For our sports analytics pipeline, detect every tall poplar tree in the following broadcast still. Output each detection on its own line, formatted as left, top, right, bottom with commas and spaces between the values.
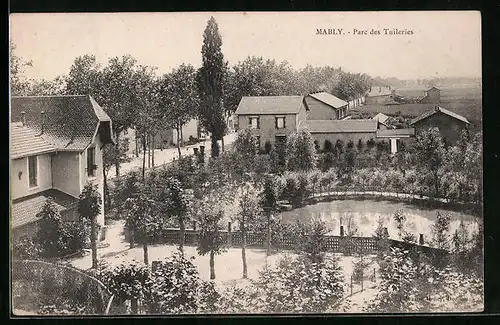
196, 16, 227, 158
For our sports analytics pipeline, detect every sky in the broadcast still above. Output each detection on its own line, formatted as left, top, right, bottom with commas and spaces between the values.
10, 11, 481, 81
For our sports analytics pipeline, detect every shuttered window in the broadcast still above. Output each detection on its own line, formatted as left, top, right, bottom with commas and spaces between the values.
28, 156, 38, 187
87, 147, 96, 177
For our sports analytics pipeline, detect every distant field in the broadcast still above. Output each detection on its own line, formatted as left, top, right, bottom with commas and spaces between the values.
354, 86, 482, 129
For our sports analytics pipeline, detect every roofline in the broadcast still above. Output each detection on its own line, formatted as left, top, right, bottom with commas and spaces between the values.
235, 112, 299, 116
11, 148, 58, 160
308, 130, 377, 134
308, 93, 348, 109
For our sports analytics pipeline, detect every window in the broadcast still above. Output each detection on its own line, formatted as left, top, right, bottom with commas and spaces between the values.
249, 117, 260, 129
28, 156, 38, 187
255, 135, 261, 148
87, 147, 96, 177
275, 116, 286, 129
275, 135, 287, 145
337, 109, 342, 120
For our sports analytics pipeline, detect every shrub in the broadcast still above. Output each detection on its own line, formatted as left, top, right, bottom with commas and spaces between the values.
249, 255, 345, 313
366, 138, 376, 150
12, 237, 42, 260
264, 141, 272, 154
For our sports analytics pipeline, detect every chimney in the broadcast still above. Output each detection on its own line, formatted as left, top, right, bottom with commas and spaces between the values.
21, 111, 26, 126
40, 111, 45, 134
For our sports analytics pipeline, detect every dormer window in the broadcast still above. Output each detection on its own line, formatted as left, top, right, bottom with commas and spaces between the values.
249, 116, 260, 129
275, 116, 286, 129
87, 147, 97, 177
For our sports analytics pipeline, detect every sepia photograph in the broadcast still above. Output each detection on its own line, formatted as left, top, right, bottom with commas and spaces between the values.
9, 11, 483, 315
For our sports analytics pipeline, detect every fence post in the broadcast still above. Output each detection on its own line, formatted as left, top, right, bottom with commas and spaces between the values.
361, 268, 364, 291
419, 233, 424, 245
340, 225, 345, 237
350, 275, 353, 295
227, 222, 232, 247
373, 268, 376, 282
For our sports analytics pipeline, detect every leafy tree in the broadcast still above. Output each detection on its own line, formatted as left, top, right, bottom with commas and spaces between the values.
36, 198, 65, 257
99, 263, 150, 314
103, 141, 131, 212
124, 185, 160, 265
157, 177, 190, 254
413, 127, 447, 197
259, 176, 279, 255
158, 64, 199, 158
193, 195, 227, 280
78, 183, 102, 269
196, 17, 227, 158
144, 251, 220, 314
10, 41, 33, 96
236, 184, 262, 278
249, 255, 344, 313
286, 129, 317, 172
233, 127, 259, 174
431, 212, 451, 251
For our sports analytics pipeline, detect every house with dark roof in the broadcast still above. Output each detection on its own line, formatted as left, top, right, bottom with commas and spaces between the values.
10, 95, 114, 239
234, 96, 308, 147
410, 105, 470, 145
303, 119, 379, 149
305, 92, 349, 120
420, 86, 441, 104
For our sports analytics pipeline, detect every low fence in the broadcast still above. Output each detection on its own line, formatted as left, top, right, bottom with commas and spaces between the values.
126, 227, 447, 257
11, 259, 114, 315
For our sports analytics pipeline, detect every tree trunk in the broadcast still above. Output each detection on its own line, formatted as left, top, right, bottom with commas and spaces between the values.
151, 133, 155, 167
103, 167, 110, 212
115, 131, 121, 177
209, 250, 216, 280
135, 131, 139, 157
131, 298, 139, 314
129, 229, 135, 249
266, 211, 272, 256
176, 125, 182, 159
211, 134, 219, 158
142, 135, 147, 181
147, 133, 151, 169
241, 219, 248, 279
143, 242, 149, 265
221, 136, 225, 153
180, 125, 184, 148
91, 218, 98, 269
179, 215, 185, 255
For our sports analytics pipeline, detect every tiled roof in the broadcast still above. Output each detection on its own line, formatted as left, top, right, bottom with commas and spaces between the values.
305, 119, 378, 133
376, 128, 416, 137
235, 96, 305, 115
308, 92, 348, 109
409, 106, 470, 126
367, 87, 393, 97
10, 95, 112, 151
11, 189, 79, 229
10, 123, 57, 159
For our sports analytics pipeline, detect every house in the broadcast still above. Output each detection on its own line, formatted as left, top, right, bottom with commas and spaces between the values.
234, 96, 308, 146
420, 87, 441, 104
372, 112, 391, 130
365, 86, 397, 104
10, 95, 114, 240
305, 92, 348, 120
304, 119, 378, 149
376, 128, 415, 154
409, 105, 470, 145
152, 118, 200, 149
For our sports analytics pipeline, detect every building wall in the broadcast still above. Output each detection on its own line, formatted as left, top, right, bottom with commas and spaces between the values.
79, 135, 105, 228
311, 132, 377, 149
413, 113, 468, 145
305, 96, 339, 120
237, 113, 299, 146
11, 154, 53, 201
51, 152, 81, 197
426, 90, 441, 104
